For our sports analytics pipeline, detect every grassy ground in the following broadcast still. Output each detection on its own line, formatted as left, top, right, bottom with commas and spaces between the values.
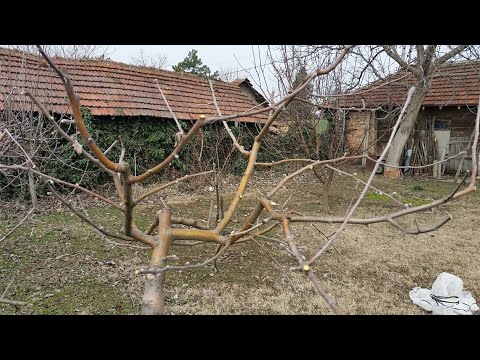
1, 167, 479, 315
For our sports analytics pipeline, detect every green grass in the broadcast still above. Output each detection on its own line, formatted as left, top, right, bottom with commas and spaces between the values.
366, 192, 391, 202
366, 191, 431, 207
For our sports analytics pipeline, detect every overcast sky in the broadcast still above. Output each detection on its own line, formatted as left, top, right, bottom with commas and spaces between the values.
107, 45, 277, 96
109, 45, 263, 72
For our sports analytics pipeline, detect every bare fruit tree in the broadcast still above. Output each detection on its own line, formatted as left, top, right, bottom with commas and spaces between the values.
381, 46, 474, 176
0, 45, 478, 315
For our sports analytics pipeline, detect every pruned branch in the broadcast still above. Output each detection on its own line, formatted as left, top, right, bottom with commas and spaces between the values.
36, 45, 125, 173
103, 140, 118, 156
155, 79, 184, 135
208, 79, 250, 157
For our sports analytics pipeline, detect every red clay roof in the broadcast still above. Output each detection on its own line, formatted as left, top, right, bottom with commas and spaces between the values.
0, 47, 269, 123
339, 60, 480, 108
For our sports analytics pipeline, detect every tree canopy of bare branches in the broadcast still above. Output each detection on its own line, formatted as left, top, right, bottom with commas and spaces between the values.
0, 45, 478, 315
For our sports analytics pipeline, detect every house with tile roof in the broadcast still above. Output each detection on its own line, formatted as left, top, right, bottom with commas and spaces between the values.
337, 60, 480, 174
0, 47, 269, 124
0, 47, 275, 182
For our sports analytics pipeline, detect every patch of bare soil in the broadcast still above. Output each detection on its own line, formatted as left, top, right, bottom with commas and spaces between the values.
1, 169, 478, 315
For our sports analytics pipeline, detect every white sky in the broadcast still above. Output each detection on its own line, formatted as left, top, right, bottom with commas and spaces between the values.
107, 45, 277, 97
108, 45, 262, 72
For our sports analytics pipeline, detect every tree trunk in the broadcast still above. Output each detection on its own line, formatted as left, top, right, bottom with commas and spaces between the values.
384, 84, 426, 179
141, 259, 167, 315
141, 209, 172, 315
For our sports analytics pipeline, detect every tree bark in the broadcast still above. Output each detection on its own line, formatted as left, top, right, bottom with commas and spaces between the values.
141, 209, 172, 315
384, 83, 427, 178
141, 263, 167, 315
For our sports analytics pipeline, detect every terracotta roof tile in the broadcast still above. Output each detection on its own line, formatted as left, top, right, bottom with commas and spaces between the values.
340, 60, 480, 108
0, 47, 269, 124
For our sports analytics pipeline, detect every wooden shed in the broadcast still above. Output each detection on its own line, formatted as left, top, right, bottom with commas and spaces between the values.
339, 60, 480, 174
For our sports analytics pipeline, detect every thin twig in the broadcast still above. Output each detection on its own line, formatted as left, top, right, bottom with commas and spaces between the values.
305, 269, 342, 314
134, 170, 213, 206
323, 164, 406, 207
1, 278, 15, 298
75, 194, 148, 250
3, 129, 36, 167
138, 241, 232, 274
265, 156, 364, 199
0, 208, 35, 243
228, 216, 272, 237
47, 183, 137, 243
387, 215, 451, 234
310, 224, 340, 255
207, 199, 214, 229
0, 164, 123, 211
250, 237, 298, 293
0, 298, 29, 307
367, 152, 466, 170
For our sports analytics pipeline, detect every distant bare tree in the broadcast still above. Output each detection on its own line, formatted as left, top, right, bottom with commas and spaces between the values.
130, 49, 167, 70
380, 46, 476, 177
218, 66, 243, 82
7, 45, 113, 60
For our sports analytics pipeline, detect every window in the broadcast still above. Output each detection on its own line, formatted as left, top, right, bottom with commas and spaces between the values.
434, 119, 450, 129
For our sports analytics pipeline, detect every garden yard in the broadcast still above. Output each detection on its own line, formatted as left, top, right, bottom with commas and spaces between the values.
1, 169, 478, 315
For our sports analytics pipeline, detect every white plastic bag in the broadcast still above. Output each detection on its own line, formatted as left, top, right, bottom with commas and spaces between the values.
409, 272, 479, 315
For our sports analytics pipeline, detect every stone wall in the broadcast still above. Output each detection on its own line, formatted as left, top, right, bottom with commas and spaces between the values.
345, 111, 376, 157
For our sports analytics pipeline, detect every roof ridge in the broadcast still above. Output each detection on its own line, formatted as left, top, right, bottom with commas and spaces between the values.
0, 46, 235, 87
0, 46, 269, 123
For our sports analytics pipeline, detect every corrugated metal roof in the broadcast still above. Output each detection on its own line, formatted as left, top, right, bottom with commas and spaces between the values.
0, 47, 269, 123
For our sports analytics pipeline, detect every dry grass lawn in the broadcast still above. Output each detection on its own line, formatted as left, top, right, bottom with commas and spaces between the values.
1, 167, 479, 315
